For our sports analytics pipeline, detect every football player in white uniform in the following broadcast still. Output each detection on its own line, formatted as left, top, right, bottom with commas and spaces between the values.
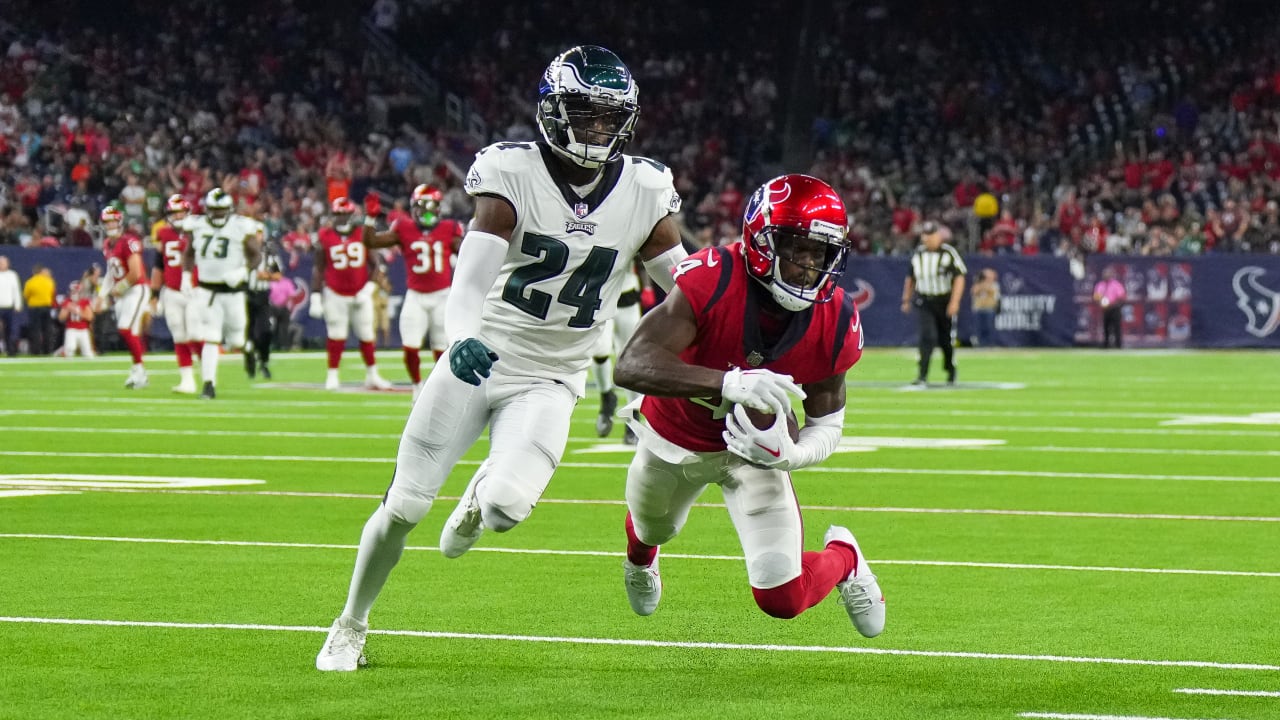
317, 45, 705, 671
180, 188, 262, 399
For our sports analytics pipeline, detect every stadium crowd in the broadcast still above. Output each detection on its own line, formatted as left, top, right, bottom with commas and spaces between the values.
3, 0, 1280, 262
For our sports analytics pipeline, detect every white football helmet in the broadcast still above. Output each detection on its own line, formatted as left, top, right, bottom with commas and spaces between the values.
204, 188, 233, 227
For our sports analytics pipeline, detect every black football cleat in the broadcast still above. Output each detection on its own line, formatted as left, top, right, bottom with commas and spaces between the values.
201, 381, 216, 400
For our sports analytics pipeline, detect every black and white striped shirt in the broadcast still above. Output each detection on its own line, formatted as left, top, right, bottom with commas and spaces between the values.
910, 244, 967, 296
247, 252, 282, 293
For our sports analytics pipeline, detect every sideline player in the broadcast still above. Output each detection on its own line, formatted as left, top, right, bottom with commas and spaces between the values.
58, 281, 95, 357
98, 206, 150, 388
149, 195, 198, 393
614, 174, 885, 636
316, 45, 697, 671
364, 185, 465, 402
180, 188, 261, 399
310, 196, 392, 391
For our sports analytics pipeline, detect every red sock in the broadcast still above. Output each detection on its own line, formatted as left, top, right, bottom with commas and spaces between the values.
326, 339, 344, 369
625, 512, 658, 567
359, 341, 376, 367
432, 349, 443, 362
175, 343, 192, 368
751, 544, 856, 619
195, 341, 205, 356
403, 347, 421, 384
119, 330, 145, 364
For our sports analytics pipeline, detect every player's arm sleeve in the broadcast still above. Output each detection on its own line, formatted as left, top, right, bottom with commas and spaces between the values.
444, 230, 507, 343
640, 222, 687, 294
637, 167, 687, 293
787, 406, 845, 470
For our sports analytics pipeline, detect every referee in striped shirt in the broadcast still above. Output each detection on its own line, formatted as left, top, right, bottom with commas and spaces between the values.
245, 241, 283, 380
901, 222, 967, 385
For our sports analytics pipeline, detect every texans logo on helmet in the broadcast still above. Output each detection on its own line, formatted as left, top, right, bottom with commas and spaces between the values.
1233, 266, 1280, 338
744, 178, 793, 225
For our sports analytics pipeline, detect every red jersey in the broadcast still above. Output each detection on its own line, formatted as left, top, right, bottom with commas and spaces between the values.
61, 298, 92, 329
153, 224, 188, 290
105, 233, 143, 284
318, 227, 369, 296
643, 244, 864, 452
393, 218, 464, 293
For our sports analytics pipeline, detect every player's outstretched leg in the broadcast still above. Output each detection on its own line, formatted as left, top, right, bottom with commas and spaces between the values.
824, 525, 885, 637
622, 512, 661, 615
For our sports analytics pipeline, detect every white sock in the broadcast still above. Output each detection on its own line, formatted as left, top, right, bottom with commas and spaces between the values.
592, 358, 614, 394
341, 503, 414, 624
327, 368, 340, 384
178, 366, 194, 384
132, 362, 145, 374
201, 344, 220, 385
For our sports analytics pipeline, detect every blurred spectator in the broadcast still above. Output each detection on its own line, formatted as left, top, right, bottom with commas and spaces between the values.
0, 255, 23, 355
969, 268, 1000, 347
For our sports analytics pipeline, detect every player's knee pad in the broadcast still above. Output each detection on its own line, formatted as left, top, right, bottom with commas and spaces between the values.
383, 486, 432, 526
628, 512, 680, 547
747, 551, 800, 592
751, 576, 806, 619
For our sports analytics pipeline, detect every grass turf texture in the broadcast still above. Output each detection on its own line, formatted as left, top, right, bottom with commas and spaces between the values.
0, 348, 1277, 720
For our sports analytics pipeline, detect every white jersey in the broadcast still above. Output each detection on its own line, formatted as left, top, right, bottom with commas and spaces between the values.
465, 141, 679, 392
180, 214, 259, 285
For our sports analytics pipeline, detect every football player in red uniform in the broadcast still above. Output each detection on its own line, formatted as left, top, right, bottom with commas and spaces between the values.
363, 185, 464, 402
614, 174, 885, 637
310, 197, 392, 390
58, 281, 95, 357
149, 195, 199, 393
97, 206, 151, 388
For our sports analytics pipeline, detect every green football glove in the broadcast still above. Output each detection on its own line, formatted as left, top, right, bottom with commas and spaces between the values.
449, 338, 499, 386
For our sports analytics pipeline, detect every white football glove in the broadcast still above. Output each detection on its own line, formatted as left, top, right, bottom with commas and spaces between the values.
720, 367, 806, 413
308, 294, 325, 319
722, 400, 796, 470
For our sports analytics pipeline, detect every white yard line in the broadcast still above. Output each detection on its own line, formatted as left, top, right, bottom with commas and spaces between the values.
5, 450, 1277, 483
0, 616, 1276, 672
3, 426, 1274, 457
854, 422, 1280, 438
1172, 688, 1280, 698
1019, 714, 1230, 720
2, 534, 1276, 578
9, 486, 1275, 523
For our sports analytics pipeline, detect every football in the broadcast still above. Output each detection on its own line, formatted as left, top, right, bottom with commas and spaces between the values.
737, 404, 801, 442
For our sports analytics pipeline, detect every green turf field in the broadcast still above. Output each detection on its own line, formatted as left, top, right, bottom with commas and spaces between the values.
1, 348, 1277, 720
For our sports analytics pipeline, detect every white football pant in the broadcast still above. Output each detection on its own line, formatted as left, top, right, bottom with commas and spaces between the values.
114, 285, 151, 335
324, 286, 375, 343
624, 424, 803, 590
191, 287, 247, 348
382, 358, 576, 529
399, 288, 448, 351
63, 328, 95, 357
160, 287, 193, 343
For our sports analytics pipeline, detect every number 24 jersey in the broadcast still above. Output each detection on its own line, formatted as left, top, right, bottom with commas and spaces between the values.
464, 140, 681, 393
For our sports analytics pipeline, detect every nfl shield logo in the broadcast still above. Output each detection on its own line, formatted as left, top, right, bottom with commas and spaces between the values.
574, 202, 589, 219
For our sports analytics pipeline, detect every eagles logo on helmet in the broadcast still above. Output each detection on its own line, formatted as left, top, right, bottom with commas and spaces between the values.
204, 188, 233, 227
537, 45, 640, 169
741, 174, 851, 312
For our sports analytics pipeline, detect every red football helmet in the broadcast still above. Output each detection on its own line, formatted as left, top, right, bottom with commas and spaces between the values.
741, 174, 849, 311
330, 196, 357, 233
100, 206, 124, 238
411, 184, 443, 226
165, 194, 191, 221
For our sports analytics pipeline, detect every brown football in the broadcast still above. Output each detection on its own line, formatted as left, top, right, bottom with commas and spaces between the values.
738, 405, 801, 442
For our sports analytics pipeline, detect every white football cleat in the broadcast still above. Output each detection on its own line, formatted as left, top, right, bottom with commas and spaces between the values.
172, 379, 197, 395
316, 617, 367, 672
439, 464, 487, 558
824, 525, 885, 638
623, 556, 662, 616
364, 368, 393, 391
324, 369, 340, 391
124, 368, 148, 389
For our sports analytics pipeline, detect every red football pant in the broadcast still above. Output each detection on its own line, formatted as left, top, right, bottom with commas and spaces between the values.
751, 542, 856, 620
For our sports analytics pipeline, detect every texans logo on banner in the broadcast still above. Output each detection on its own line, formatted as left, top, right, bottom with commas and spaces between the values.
1233, 266, 1280, 338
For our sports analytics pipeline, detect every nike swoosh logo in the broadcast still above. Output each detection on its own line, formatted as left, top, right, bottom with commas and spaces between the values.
754, 442, 781, 458
706, 251, 719, 267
